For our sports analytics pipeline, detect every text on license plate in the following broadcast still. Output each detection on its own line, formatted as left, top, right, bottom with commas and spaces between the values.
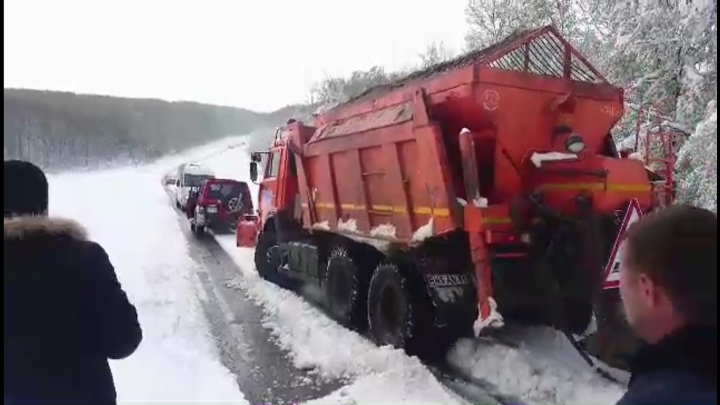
426, 273, 472, 288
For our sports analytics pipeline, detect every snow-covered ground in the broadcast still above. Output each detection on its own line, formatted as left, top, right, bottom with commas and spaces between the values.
47, 142, 249, 403
216, 240, 467, 405
43, 134, 627, 405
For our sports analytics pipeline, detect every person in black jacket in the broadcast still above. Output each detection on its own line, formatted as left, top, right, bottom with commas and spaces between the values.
617, 204, 717, 405
4, 160, 143, 404
186, 186, 200, 220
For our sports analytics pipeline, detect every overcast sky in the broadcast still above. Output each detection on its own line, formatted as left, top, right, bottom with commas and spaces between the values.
4, 0, 467, 112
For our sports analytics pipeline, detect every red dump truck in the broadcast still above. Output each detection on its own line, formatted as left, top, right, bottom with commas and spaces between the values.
237, 26, 665, 366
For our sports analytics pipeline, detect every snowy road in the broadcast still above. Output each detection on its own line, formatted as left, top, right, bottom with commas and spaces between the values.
179, 222, 345, 403
49, 165, 247, 403
47, 142, 347, 403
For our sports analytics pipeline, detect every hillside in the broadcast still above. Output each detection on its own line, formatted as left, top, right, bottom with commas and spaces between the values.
3, 88, 282, 171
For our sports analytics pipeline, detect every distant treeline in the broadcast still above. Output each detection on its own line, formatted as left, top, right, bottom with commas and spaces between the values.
3, 88, 286, 171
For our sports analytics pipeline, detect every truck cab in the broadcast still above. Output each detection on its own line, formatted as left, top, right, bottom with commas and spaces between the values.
249, 122, 313, 234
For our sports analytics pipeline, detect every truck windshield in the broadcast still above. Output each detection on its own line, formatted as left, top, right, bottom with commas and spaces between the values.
184, 174, 213, 187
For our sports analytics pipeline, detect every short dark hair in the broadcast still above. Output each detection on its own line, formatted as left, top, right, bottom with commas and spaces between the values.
625, 205, 717, 326
4, 160, 49, 217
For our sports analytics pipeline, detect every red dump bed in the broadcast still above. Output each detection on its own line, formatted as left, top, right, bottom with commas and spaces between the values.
288, 26, 653, 244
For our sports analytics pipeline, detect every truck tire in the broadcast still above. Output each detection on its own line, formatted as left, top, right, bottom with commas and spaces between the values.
254, 231, 295, 290
367, 262, 431, 356
324, 246, 367, 330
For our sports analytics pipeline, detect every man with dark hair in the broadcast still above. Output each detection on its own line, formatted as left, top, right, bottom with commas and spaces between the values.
617, 204, 717, 405
4, 160, 143, 404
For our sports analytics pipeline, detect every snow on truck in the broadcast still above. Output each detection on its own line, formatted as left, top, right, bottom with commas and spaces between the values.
236, 26, 669, 369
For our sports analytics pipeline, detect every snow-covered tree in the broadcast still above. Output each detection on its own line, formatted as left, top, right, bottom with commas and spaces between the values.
419, 41, 456, 69
464, 0, 580, 50
677, 100, 717, 212
310, 66, 402, 105
462, 0, 717, 208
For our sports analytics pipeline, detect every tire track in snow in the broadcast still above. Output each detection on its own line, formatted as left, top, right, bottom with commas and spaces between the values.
176, 217, 346, 404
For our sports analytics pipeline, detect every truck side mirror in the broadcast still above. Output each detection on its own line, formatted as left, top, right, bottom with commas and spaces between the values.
249, 161, 258, 184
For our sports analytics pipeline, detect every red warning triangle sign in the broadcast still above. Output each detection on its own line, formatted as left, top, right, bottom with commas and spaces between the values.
603, 199, 644, 290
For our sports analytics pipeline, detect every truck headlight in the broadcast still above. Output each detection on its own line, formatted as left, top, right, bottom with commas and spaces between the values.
566, 133, 586, 153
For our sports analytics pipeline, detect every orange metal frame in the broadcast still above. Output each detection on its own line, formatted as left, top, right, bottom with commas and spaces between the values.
632, 102, 687, 207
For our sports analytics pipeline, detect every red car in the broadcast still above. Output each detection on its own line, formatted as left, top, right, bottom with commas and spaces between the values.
187, 178, 254, 237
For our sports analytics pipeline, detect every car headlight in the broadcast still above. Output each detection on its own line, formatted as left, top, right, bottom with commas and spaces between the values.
565, 133, 586, 153
206, 205, 218, 213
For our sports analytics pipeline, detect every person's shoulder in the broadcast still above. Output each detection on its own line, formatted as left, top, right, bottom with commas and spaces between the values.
4, 215, 88, 242
3, 215, 110, 264
621, 369, 717, 405
4, 216, 90, 261
74, 238, 112, 265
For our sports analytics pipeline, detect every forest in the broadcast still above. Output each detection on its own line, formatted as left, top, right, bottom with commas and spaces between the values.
3, 88, 273, 171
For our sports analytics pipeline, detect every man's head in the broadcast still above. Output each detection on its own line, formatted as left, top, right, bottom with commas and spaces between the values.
4, 160, 49, 217
620, 204, 717, 343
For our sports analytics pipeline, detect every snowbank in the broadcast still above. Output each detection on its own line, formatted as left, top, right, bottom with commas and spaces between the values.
303, 370, 464, 405
448, 329, 624, 405
215, 239, 464, 405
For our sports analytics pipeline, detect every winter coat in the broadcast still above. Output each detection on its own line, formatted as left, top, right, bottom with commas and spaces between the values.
4, 216, 143, 404
616, 325, 717, 405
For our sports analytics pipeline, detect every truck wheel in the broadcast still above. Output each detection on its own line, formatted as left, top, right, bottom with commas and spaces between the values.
367, 262, 430, 355
254, 231, 295, 290
325, 246, 367, 330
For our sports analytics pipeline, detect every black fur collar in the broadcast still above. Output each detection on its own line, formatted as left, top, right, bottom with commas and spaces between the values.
4, 216, 88, 241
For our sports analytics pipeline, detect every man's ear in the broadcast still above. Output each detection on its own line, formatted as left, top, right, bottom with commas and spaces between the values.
637, 273, 655, 305
638, 273, 666, 307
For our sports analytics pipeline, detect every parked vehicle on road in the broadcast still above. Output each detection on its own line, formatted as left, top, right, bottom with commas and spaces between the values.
188, 178, 254, 237
173, 163, 215, 210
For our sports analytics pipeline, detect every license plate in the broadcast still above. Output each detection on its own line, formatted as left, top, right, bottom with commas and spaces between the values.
426, 273, 472, 288
207, 206, 218, 213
